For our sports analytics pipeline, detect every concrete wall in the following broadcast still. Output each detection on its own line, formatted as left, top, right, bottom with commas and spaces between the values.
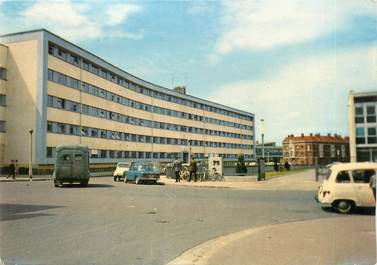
2, 40, 39, 166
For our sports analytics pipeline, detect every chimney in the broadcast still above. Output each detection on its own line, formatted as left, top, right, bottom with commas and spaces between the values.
310, 133, 313, 136
327, 133, 331, 137
301, 133, 304, 137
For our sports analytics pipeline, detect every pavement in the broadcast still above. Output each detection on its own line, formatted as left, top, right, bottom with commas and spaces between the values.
0, 175, 51, 182
160, 169, 319, 191
165, 169, 376, 265
167, 215, 375, 265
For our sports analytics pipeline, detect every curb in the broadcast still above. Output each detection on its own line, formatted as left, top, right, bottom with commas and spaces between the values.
166, 217, 339, 265
0, 178, 51, 182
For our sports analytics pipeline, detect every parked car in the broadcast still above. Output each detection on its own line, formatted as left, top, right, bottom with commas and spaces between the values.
53, 144, 90, 187
113, 162, 130, 181
124, 161, 160, 184
316, 162, 377, 213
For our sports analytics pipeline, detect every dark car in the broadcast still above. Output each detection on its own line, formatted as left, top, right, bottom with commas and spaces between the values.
124, 161, 160, 184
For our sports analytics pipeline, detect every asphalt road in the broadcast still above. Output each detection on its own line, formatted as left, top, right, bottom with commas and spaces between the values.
0, 176, 351, 265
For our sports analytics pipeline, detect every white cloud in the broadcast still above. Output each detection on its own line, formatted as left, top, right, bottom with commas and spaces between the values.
0, 0, 143, 41
215, 0, 377, 54
23, 0, 102, 40
106, 4, 142, 26
207, 45, 377, 143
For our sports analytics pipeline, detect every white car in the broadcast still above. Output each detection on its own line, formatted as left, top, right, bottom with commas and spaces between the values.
113, 162, 130, 182
317, 162, 377, 213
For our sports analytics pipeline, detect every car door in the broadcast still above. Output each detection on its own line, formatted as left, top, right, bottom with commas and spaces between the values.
352, 169, 375, 207
127, 162, 137, 181
56, 149, 73, 179
334, 170, 354, 201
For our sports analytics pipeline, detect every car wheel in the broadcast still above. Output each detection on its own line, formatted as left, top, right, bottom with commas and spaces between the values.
334, 200, 353, 214
54, 180, 61, 187
80, 181, 88, 187
135, 177, 140, 185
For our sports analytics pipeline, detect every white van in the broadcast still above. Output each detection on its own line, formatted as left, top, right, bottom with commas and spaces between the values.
317, 162, 377, 213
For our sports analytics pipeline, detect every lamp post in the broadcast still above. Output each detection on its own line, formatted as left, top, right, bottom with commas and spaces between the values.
28, 129, 33, 182
260, 119, 265, 159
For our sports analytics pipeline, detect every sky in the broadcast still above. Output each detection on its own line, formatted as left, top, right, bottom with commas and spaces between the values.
1, 0, 377, 144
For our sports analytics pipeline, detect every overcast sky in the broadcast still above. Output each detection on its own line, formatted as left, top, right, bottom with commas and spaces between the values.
1, 0, 376, 144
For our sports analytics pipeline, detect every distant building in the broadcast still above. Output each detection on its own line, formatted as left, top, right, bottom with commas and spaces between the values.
282, 134, 349, 166
255, 142, 283, 162
348, 91, 377, 162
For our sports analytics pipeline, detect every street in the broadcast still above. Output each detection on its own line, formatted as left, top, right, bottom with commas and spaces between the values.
0, 171, 374, 265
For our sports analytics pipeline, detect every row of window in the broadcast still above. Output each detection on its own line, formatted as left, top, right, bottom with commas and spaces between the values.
47, 95, 253, 141
47, 121, 252, 150
0, 67, 6, 81
355, 105, 376, 124
0, 94, 5, 106
48, 43, 253, 122
356, 126, 377, 144
48, 69, 252, 132
46, 146, 250, 160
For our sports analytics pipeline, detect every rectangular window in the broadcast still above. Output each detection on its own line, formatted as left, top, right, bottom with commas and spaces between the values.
0, 120, 5, 132
367, 127, 377, 144
367, 106, 376, 123
0, 94, 6, 106
355, 106, 364, 123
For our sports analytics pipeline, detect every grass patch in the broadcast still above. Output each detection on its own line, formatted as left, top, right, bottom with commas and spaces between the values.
265, 168, 310, 179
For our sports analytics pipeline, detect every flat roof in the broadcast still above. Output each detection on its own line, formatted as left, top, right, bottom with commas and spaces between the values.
1, 29, 254, 118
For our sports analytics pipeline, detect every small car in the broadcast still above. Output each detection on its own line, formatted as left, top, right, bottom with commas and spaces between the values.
316, 162, 377, 213
124, 161, 160, 184
113, 162, 130, 181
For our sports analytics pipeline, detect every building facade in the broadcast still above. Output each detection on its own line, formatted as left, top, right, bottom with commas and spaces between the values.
255, 142, 283, 162
348, 91, 377, 162
0, 29, 255, 170
282, 134, 349, 166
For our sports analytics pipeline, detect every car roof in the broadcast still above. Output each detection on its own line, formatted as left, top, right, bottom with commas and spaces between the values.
330, 162, 377, 171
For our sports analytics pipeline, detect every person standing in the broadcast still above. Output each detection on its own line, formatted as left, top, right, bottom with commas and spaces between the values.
369, 173, 376, 200
14, 160, 19, 179
173, 157, 182, 182
7, 160, 15, 179
189, 157, 198, 182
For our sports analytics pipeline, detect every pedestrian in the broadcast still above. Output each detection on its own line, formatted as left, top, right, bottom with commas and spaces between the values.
14, 160, 19, 179
173, 157, 182, 182
189, 157, 198, 182
284, 161, 291, 171
369, 173, 376, 201
7, 160, 15, 179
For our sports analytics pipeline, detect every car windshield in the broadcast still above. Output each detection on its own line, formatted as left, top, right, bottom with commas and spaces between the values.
118, 163, 129, 168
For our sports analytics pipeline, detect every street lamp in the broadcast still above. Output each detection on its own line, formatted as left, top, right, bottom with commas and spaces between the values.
28, 129, 33, 182
260, 119, 265, 159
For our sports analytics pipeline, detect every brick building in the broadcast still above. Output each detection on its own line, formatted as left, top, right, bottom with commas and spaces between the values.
282, 134, 349, 166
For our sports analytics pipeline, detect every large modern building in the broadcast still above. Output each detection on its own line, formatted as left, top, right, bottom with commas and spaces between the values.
0, 29, 255, 171
282, 134, 349, 166
348, 91, 377, 162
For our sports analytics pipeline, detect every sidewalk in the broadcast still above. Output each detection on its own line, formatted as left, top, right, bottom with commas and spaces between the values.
167, 216, 376, 265
160, 169, 319, 191
0, 174, 52, 182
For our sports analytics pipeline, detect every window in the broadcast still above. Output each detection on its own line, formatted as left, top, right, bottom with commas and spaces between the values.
352, 170, 375, 183
355, 106, 364, 123
336, 171, 350, 183
0, 95, 6, 106
367, 106, 376, 123
356, 127, 366, 144
0, 120, 5, 132
367, 127, 377, 144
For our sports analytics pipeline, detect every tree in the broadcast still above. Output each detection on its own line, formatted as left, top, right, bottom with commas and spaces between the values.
236, 154, 247, 174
